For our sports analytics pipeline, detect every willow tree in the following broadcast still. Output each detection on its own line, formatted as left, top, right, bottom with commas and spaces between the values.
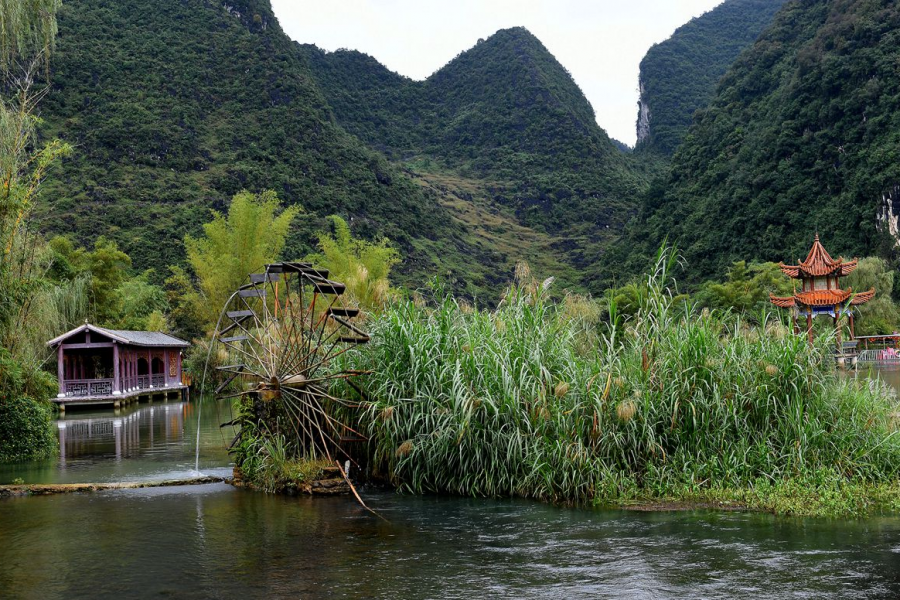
0, 0, 74, 463
0, 0, 61, 74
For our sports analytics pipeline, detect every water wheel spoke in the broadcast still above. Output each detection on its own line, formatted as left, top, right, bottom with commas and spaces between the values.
207, 264, 370, 467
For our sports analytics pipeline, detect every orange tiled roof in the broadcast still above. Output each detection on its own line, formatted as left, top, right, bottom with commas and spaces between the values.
850, 288, 876, 306
778, 235, 858, 278
769, 295, 796, 308
770, 288, 858, 308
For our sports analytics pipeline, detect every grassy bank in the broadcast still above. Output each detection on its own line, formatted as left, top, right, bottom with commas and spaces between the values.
336, 253, 900, 517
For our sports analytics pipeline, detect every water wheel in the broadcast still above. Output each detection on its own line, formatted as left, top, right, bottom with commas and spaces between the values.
206, 262, 369, 462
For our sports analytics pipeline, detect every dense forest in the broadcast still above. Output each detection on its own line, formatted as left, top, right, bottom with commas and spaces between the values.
301, 27, 653, 287
35, 0, 489, 289
616, 0, 900, 286
636, 0, 787, 155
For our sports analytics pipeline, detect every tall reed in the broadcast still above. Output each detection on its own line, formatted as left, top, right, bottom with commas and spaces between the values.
339, 249, 900, 506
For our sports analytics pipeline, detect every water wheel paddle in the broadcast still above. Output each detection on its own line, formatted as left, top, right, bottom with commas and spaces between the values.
205, 262, 369, 462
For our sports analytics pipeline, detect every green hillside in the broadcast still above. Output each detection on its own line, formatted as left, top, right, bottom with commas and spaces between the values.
636, 0, 787, 155
302, 28, 651, 283
36, 0, 468, 284
618, 0, 900, 283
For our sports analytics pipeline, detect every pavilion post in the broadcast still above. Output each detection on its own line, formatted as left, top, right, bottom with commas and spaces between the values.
113, 342, 121, 395
164, 349, 169, 387
148, 349, 153, 387
57, 345, 65, 397
849, 312, 856, 340
833, 310, 842, 353
806, 312, 814, 346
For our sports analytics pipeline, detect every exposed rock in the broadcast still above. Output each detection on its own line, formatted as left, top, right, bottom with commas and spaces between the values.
636, 78, 651, 144
877, 185, 900, 248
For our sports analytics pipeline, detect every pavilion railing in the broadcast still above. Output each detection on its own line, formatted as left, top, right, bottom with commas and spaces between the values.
63, 379, 115, 397
857, 349, 900, 363
151, 374, 165, 388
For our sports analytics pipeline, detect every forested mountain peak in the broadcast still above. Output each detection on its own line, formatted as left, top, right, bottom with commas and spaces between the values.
301, 25, 647, 288
38, 0, 463, 281
430, 26, 598, 131
636, 0, 788, 155
616, 0, 900, 283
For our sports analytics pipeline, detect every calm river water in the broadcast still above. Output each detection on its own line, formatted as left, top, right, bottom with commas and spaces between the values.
1, 384, 900, 598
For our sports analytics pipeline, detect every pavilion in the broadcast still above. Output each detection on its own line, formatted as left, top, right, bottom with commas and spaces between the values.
46, 323, 190, 411
769, 235, 875, 347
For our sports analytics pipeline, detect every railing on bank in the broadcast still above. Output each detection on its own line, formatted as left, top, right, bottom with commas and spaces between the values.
63, 379, 115, 397
857, 349, 900, 364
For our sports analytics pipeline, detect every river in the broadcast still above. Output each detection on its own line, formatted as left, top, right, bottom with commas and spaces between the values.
1, 389, 900, 598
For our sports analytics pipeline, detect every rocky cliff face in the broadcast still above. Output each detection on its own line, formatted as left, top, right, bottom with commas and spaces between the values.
877, 186, 900, 248
636, 78, 651, 144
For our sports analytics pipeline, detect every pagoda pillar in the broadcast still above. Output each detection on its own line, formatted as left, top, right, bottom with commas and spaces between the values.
849, 312, 856, 340
833, 309, 842, 352
806, 311, 813, 346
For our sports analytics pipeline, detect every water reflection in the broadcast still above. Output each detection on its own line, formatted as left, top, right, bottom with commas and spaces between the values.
57, 403, 186, 463
0, 398, 232, 485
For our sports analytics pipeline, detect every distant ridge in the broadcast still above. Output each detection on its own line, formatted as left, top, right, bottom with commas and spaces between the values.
636, 0, 787, 155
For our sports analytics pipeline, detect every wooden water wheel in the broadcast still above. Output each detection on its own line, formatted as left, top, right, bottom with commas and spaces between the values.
206, 262, 369, 462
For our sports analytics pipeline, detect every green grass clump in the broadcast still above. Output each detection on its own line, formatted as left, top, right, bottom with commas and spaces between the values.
340, 250, 900, 516
235, 432, 331, 494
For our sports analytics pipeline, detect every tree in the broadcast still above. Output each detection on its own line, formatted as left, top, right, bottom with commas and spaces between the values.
845, 258, 900, 336
0, 0, 68, 463
184, 190, 300, 332
695, 261, 795, 315
305, 215, 399, 311
0, 0, 61, 75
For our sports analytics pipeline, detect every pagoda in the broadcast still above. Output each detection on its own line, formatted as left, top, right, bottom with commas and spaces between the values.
770, 235, 875, 346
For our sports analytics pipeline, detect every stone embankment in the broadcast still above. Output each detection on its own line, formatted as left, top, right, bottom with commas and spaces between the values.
0, 476, 226, 498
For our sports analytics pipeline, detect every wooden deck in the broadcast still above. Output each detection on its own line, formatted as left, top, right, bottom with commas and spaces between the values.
51, 384, 188, 411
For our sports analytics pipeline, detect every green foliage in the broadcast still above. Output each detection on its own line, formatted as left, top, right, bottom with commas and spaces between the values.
36, 0, 461, 286
0, 0, 62, 74
184, 189, 299, 333
116, 270, 169, 330
48, 234, 168, 330
300, 27, 649, 287
340, 250, 900, 515
695, 261, 794, 314
845, 257, 900, 335
235, 430, 330, 493
0, 347, 56, 462
305, 215, 399, 310
623, 0, 900, 282
0, 0, 65, 464
0, 394, 56, 462
637, 0, 787, 155
164, 265, 204, 341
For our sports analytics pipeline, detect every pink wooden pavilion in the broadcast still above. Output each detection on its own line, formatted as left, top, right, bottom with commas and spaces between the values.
47, 323, 190, 412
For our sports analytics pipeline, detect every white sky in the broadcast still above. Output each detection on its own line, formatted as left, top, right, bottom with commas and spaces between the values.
271, 1, 725, 146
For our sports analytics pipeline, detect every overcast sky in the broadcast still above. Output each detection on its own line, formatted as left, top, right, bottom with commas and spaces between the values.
270, 1, 725, 146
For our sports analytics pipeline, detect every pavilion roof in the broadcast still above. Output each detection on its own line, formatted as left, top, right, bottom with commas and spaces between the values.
47, 324, 190, 348
769, 287, 876, 309
778, 235, 858, 278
